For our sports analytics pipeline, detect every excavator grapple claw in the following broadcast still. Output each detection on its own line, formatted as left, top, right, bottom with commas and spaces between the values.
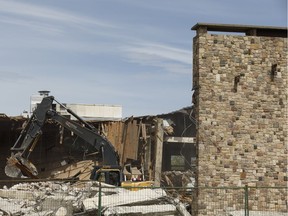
5, 153, 38, 178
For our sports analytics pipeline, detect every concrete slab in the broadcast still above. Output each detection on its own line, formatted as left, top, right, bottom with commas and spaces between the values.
103, 204, 177, 215
83, 188, 167, 211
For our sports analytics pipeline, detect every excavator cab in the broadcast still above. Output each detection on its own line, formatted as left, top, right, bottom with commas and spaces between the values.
121, 163, 154, 191
90, 164, 154, 190
122, 163, 143, 181
90, 165, 123, 186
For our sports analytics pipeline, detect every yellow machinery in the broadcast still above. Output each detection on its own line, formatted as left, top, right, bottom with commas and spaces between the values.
121, 164, 154, 191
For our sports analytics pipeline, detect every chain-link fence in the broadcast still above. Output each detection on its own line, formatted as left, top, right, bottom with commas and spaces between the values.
0, 180, 287, 215
192, 186, 288, 216
246, 186, 288, 216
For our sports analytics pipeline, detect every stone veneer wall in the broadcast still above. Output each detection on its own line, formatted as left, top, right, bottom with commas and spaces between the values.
192, 32, 287, 215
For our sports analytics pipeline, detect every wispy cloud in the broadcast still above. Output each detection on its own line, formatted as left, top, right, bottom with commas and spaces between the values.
0, 16, 64, 35
121, 42, 191, 74
0, 1, 116, 28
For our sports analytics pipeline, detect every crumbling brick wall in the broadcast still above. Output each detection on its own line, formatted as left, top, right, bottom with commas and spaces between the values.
192, 28, 287, 215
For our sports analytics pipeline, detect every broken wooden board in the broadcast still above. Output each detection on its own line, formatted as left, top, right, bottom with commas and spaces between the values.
51, 160, 95, 180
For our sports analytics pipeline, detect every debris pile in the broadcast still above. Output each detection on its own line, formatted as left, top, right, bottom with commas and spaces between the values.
0, 181, 191, 215
161, 170, 196, 213
162, 170, 195, 188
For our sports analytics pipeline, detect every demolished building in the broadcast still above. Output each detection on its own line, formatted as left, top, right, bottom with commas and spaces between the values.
0, 104, 196, 184
0, 102, 196, 215
0, 22, 287, 216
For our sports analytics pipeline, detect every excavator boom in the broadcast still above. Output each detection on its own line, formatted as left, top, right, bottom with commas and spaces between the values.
5, 96, 119, 179
5, 95, 153, 189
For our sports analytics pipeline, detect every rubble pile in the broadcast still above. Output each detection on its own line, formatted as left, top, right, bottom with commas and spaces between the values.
161, 170, 195, 211
0, 181, 191, 216
161, 170, 195, 188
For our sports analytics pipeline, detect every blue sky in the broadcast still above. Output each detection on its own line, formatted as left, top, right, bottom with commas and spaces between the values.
0, 0, 287, 117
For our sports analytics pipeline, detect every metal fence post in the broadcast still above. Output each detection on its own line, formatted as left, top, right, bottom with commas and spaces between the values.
244, 185, 249, 216
98, 182, 102, 216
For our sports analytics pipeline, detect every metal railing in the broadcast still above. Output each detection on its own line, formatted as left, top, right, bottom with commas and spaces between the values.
0, 179, 286, 215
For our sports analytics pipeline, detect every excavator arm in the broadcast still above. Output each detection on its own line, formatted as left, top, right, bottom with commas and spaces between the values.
46, 109, 119, 165
5, 96, 119, 178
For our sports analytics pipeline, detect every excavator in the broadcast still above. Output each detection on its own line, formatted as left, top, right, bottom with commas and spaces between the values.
5, 96, 153, 188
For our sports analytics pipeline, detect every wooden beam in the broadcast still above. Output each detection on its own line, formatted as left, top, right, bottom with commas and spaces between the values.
164, 136, 196, 143
121, 120, 139, 164
154, 118, 163, 187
